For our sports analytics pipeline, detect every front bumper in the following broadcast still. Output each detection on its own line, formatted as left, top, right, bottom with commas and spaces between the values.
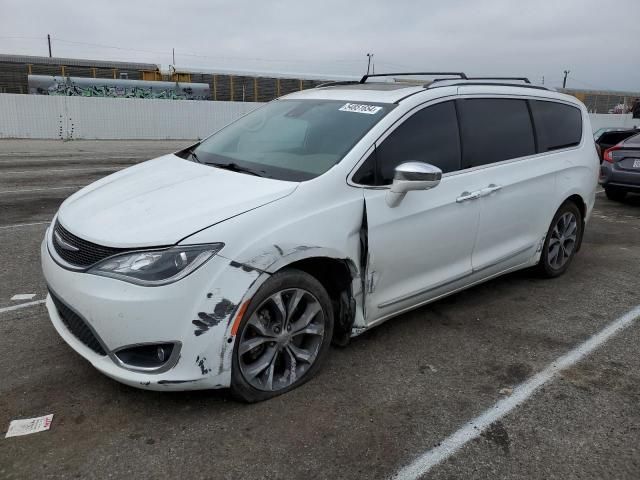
41, 232, 262, 391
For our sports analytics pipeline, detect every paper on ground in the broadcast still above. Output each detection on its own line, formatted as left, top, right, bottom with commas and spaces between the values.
11, 294, 36, 301
5, 414, 53, 438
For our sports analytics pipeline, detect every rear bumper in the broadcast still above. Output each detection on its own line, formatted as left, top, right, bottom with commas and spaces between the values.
599, 162, 640, 191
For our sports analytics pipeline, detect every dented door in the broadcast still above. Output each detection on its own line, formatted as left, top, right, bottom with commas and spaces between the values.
362, 172, 482, 324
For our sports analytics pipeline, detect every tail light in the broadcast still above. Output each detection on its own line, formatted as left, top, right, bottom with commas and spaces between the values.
603, 144, 622, 163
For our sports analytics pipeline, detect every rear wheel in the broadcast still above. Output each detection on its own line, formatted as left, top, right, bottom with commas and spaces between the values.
230, 269, 333, 402
605, 187, 627, 202
537, 202, 582, 278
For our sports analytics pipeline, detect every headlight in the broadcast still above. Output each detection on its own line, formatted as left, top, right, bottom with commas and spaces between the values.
88, 243, 224, 286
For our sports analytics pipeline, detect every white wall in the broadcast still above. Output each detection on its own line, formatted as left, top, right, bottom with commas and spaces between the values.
0, 93, 261, 140
588, 113, 640, 132
0, 93, 638, 140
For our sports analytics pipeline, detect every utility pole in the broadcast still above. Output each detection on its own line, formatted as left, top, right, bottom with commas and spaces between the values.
366, 53, 373, 75
562, 70, 570, 88
172, 48, 175, 67
47, 34, 52, 58
541, 75, 545, 85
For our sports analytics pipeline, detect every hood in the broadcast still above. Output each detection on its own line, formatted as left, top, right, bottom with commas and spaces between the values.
58, 154, 298, 247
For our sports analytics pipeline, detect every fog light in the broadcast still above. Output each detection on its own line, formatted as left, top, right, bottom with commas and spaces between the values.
157, 345, 167, 362
114, 343, 176, 370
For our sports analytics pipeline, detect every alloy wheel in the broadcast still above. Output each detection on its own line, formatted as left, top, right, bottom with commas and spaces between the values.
547, 211, 578, 269
238, 288, 325, 392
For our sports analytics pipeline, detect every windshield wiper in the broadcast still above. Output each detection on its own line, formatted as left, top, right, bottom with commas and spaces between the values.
182, 142, 201, 163
206, 162, 265, 177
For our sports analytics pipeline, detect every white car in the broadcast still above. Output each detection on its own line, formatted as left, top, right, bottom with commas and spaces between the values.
42, 73, 598, 401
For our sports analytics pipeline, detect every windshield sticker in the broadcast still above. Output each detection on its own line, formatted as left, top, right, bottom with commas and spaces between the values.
339, 103, 383, 115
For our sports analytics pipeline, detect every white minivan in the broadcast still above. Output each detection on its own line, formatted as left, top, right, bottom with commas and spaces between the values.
42, 73, 598, 401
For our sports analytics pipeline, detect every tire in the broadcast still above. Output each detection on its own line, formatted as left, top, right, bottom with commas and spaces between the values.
230, 269, 334, 402
536, 201, 582, 278
605, 187, 627, 202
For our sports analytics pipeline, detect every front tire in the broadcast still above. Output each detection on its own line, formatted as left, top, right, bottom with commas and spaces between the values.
537, 201, 582, 278
230, 269, 334, 402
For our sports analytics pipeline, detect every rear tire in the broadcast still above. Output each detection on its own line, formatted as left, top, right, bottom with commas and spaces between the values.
605, 187, 627, 202
230, 269, 334, 402
537, 201, 582, 278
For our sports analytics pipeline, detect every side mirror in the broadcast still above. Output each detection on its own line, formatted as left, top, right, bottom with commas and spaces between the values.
386, 162, 442, 207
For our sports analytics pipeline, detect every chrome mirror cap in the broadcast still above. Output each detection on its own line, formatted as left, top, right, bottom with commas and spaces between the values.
391, 162, 442, 194
387, 162, 442, 207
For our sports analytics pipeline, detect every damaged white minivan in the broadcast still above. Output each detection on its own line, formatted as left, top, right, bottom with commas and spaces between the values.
42, 73, 598, 401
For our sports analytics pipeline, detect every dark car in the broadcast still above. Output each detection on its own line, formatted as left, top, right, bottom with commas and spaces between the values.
594, 127, 640, 161
600, 132, 640, 201
595, 128, 639, 161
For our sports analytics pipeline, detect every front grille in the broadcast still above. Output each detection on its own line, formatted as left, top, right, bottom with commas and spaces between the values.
49, 290, 107, 356
53, 220, 127, 268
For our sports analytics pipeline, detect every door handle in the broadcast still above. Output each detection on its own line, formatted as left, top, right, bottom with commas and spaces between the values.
479, 184, 502, 197
456, 191, 481, 203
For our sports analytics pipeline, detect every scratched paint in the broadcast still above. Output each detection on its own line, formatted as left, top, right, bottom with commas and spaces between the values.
196, 356, 211, 375
192, 298, 236, 336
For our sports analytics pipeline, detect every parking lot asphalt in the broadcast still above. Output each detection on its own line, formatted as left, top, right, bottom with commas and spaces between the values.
0, 140, 639, 479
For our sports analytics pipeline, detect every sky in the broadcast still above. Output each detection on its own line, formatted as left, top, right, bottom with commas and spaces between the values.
1, 0, 639, 91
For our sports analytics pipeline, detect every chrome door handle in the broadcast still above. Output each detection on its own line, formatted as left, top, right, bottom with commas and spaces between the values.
479, 184, 502, 197
456, 191, 481, 203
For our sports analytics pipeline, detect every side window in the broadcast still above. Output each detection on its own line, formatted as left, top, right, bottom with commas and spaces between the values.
457, 98, 536, 168
359, 101, 460, 185
530, 100, 582, 151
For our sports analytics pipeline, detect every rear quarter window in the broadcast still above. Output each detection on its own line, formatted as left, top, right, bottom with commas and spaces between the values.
530, 100, 582, 151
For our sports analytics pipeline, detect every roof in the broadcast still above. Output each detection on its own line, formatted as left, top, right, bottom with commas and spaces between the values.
0, 53, 158, 70
285, 82, 426, 103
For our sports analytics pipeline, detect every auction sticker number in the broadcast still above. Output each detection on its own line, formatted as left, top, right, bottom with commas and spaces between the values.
339, 103, 382, 114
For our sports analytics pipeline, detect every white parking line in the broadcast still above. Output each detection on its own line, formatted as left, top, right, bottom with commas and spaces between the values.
393, 304, 640, 480
2, 166, 121, 174
0, 221, 50, 230
0, 299, 46, 315
0, 186, 82, 194
11, 293, 36, 301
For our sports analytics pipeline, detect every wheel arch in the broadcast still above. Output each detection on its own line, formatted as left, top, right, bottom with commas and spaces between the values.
269, 255, 359, 346
230, 248, 361, 346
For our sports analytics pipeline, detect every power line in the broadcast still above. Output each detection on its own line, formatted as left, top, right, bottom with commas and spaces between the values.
50, 37, 363, 66
0, 35, 47, 40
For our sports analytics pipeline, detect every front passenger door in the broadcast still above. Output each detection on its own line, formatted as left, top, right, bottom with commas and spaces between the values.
355, 100, 483, 324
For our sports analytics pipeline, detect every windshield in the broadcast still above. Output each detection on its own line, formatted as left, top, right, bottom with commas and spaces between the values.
188, 99, 394, 181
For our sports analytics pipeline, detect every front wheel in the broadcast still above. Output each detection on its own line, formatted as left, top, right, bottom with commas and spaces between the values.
230, 269, 334, 402
537, 202, 582, 278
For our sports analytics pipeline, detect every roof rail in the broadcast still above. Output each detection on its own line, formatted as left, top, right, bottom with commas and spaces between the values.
466, 76, 531, 84
315, 80, 360, 88
427, 81, 549, 91
360, 72, 467, 84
